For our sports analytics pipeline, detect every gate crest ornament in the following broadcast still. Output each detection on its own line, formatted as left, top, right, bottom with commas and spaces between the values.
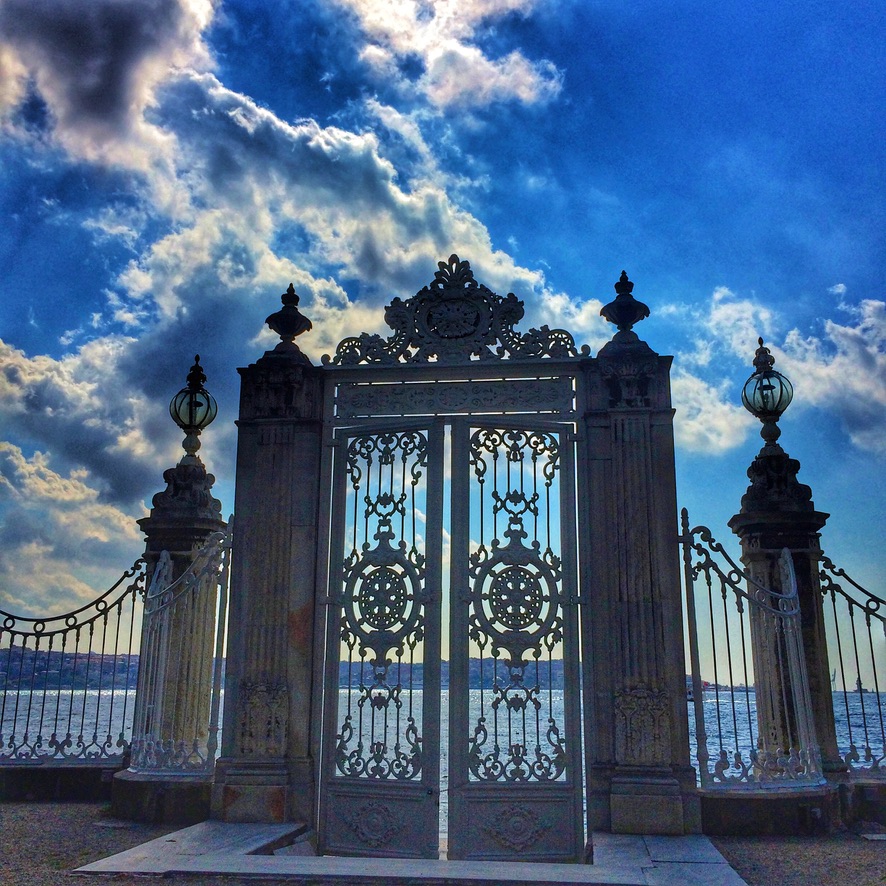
324, 254, 590, 365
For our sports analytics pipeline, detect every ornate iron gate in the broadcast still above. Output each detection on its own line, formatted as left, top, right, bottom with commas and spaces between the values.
316, 256, 588, 860
319, 421, 444, 858
447, 419, 583, 860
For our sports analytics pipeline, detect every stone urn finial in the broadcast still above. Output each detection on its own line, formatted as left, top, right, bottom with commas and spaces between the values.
266, 283, 313, 355
600, 271, 650, 342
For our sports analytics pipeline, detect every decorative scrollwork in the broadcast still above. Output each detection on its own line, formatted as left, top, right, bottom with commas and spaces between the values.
481, 803, 551, 852
334, 430, 429, 781
466, 426, 568, 783
323, 254, 589, 365
340, 800, 406, 848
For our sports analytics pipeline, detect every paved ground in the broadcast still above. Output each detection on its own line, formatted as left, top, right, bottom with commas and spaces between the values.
0, 802, 883, 885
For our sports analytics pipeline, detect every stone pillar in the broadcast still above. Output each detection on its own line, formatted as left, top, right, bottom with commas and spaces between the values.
580, 273, 699, 835
113, 443, 226, 822
139, 459, 227, 736
728, 446, 842, 773
212, 285, 324, 824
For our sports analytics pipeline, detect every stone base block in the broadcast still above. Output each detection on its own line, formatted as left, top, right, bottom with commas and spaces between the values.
1, 765, 119, 802
701, 784, 839, 835
212, 758, 289, 823
610, 776, 684, 835
112, 769, 211, 825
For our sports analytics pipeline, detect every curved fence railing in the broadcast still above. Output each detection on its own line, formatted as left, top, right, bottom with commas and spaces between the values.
819, 557, 885, 776
128, 524, 232, 775
0, 560, 147, 763
680, 510, 823, 789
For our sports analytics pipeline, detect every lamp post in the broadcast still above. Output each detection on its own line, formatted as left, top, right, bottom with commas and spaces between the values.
115, 356, 227, 822
729, 338, 843, 773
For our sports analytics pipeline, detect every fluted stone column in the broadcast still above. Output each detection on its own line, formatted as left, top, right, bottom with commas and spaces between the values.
212, 286, 324, 824
729, 441, 841, 772
137, 459, 227, 748
580, 273, 699, 835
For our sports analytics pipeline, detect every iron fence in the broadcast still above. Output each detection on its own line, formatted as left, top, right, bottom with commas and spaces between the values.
680, 509, 823, 789
820, 557, 886, 775
0, 560, 146, 763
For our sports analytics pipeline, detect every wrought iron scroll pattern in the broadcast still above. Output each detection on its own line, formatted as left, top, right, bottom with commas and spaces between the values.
466, 428, 567, 782
129, 525, 232, 774
325, 255, 590, 365
0, 559, 146, 763
334, 430, 429, 780
680, 510, 823, 788
818, 557, 886, 775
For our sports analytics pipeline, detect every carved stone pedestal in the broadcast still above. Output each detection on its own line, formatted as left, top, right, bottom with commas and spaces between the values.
212, 758, 290, 823
112, 451, 225, 824
581, 276, 700, 836
610, 775, 684, 835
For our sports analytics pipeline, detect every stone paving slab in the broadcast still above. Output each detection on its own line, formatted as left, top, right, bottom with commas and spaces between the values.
643, 861, 748, 886
643, 834, 728, 863
76, 823, 748, 885
77, 821, 305, 874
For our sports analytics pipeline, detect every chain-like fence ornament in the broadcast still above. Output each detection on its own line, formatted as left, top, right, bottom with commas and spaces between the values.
334, 430, 429, 780
818, 556, 886, 776
681, 509, 824, 789
324, 255, 590, 365
0, 559, 147, 763
128, 523, 233, 775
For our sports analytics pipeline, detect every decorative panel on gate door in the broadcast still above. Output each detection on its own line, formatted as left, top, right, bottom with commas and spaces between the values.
448, 422, 584, 861
320, 426, 443, 858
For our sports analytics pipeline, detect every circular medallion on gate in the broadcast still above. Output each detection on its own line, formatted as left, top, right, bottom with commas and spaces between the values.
357, 566, 409, 630
426, 298, 482, 338
488, 566, 544, 630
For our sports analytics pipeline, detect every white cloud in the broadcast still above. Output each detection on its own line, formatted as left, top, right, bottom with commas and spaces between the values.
0, 42, 27, 118
705, 286, 775, 359
677, 287, 886, 455
779, 299, 886, 453
671, 370, 751, 454
0, 337, 176, 500
335, 0, 562, 110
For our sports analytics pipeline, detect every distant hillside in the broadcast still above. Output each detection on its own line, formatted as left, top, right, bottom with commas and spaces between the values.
2, 649, 563, 692
0, 647, 139, 690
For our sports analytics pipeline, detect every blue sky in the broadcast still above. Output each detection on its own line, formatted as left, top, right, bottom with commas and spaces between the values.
0, 0, 883, 613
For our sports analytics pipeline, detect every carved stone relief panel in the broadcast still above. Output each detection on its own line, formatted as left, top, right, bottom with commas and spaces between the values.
335, 377, 575, 418
239, 681, 288, 756
599, 356, 657, 408
614, 687, 671, 766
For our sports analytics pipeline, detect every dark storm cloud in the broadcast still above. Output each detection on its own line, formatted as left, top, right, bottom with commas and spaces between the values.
0, 0, 210, 147
0, 339, 168, 505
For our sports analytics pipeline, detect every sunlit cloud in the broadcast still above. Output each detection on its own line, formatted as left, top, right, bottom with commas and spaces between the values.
0, 0, 215, 207
336, 0, 562, 109
671, 370, 751, 454
0, 442, 142, 613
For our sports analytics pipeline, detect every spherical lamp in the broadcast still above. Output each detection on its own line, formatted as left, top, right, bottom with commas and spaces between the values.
741, 338, 793, 449
169, 355, 218, 458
